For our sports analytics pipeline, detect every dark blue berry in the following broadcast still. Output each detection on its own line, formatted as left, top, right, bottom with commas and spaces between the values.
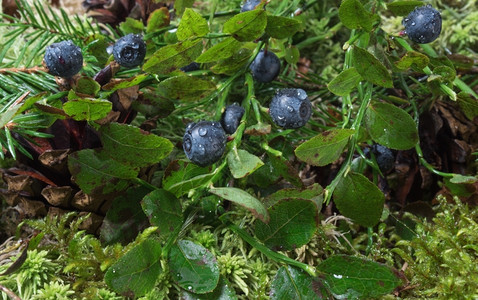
402, 5, 441, 44
220, 103, 245, 134
241, 0, 261, 12
113, 34, 146, 68
249, 50, 281, 83
183, 121, 227, 167
180, 62, 200, 72
269, 88, 311, 129
44, 40, 83, 78
365, 144, 395, 173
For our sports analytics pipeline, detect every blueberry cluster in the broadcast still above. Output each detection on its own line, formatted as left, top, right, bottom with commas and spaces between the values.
402, 5, 442, 44
44, 40, 83, 78
249, 50, 281, 83
113, 34, 147, 68
269, 88, 312, 129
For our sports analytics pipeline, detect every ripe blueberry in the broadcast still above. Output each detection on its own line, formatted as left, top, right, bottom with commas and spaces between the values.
269, 88, 311, 129
113, 34, 146, 68
249, 50, 281, 83
220, 103, 245, 134
241, 0, 261, 12
365, 144, 395, 174
44, 40, 83, 78
402, 5, 442, 44
180, 62, 200, 72
183, 121, 227, 167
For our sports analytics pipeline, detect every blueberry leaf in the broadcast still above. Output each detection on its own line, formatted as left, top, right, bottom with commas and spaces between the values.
99, 123, 173, 168
457, 92, 478, 121
364, 102, 418, 150
169, 240, 220, 294
270, 266, 328, 299
146, 8, 170, 33
223, 10, 267, 42
64, 91, 112, 121
327, 67, 362, 96
318, 255, 402, 298
209, 187, 269, 223
181, 277, 237, 299
387, 0, 423, 16
339, 0, 374, 31
268, 153, 303, 188
265, 16, 302, 39
174, 0, 194, 17
75, 77, 101, 95
265, 183, 323, 208
143, 39, 203, 74
227, 149, 264, 179
255, 199, 318, 251
158, 75, 216, 101
196, 37, 243, 63
102, 74, 149, 93
352, 46, 393, 88
394, 51, 430, 70
177, 8, 209, 40
105, 238, 162, 298
211, 47, 253, 75
141, 189, 182, 240
333, 172, 384, 227
295, 129, 355, 166
162, 160, 215, 197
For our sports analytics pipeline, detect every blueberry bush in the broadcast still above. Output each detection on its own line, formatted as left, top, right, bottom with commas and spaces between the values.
1, 0, 477, 298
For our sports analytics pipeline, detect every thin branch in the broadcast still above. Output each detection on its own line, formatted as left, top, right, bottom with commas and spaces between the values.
0, 284, 21, 300
0, 66, 47, 74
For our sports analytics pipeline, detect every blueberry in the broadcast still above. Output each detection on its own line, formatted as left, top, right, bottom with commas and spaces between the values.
365, 144, 395, 173
183, 121, 227, 167
180, 62, 200, 72
44, 40, 83, 78
269, 88, 311, 129
241, 0, 261, 12
249, 50, 281, 83
402, 5, 442, 44
113, 34, 146, 68
220, 103, 245, 134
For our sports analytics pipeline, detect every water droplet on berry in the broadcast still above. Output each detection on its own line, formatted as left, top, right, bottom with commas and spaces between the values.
198, 127, 208, 136
404, 18, 409, 23
296, 89, 307, 100
198, 144, 205, 154
411, 22, 415, 26
286, 105, 294, 113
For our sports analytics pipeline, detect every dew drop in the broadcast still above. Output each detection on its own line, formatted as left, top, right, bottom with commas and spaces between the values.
198, 127, 208, 136
411, 22, 415, 26
187, 286, 193, 291
296, 89, 307, 100
286, 105, 294, 113
198, 144, 205, 155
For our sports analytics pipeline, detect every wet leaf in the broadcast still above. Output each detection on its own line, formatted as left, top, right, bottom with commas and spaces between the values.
162, 160, 215, 197
177, 8, 209, 40
158, 75, 216, 101
169, 240, 220, 294
265, 16, 302, 39
181, 277, 237, 299
141, 189, 183, 240
364, 101, 418, 150
211, 47, 253, 75
255, 199, 318, 251
105, 238, 162, 298
75, 77, 101, 95
196, 38, 243, 63
394, 51, 429, 70
352, 46, 393, 88
327, 67, 362, 96
143, 39, 203, 74
227, 149, 264, 179
333, 172, 384, 227
63, 98, 112, 121
268, 152, 303, 188
270, 266, 328, 300
295, 129, 355, 166
318, 255, 401, 298
339, 0, 373, 31
209, 187, 269, 223
99, 123, 173, 168
223, 10, 267, 42
265, 183, 323, 208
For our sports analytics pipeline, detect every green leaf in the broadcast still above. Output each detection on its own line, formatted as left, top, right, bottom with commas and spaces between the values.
295, 129, 355, 166
158, 75, 216, 101
174, 0, 194, 17
141, 189, 183, 240
265, 183, 323, 208
100, 186, 150, 245
268, 153, 303, 188
284, 45, 300, 64
327, 68, 362, 96
105, 239, 162, 298
394, 51, 430, 70
169, 240, 220, 294
270, 266, 328, 300
223, 10, 267, 42
457, 92, 478, 121
143, 39, 203, 74
387, 0, 423, 16
68, 149, 138, 195
99, 123, 174, 168
102, 74, 149, 93
364, 102, 418, 150
318, 255, 401, 298
352, 46, 393, 88
265, 16, 302, 39
162, 160, 215, 197
227, 149, 264, 179
255, 199, 318, 251
196, 38, 243, 63
209, 187, 269, 223
119, 17, 144, 34
338, 0, 373, 31
75, 77, 101, 95
63, 98, 112, 121
211, 47, 253, 75
177, 8, 209, 40
181, 277, 237, 299
333, 172, 384, 227
146, 8, 170, 33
